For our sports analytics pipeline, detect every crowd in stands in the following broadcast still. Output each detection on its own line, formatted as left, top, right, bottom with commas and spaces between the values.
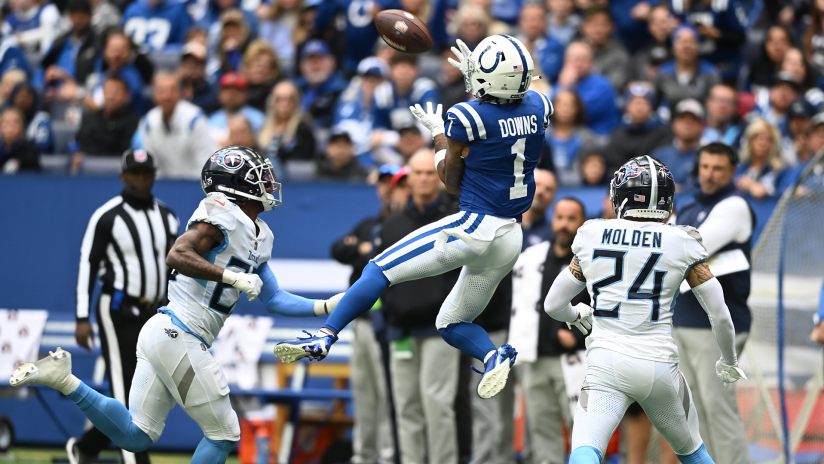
0, 0, 820, 199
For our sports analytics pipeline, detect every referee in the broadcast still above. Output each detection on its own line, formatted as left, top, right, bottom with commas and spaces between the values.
69, 149, 178, 464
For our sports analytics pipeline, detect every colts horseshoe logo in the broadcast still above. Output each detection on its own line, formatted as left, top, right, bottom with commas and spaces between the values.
478, 46, 502, 73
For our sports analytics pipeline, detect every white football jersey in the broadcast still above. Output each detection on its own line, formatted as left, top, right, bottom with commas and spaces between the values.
572, 218, 708, 363
167, 193, 273, 346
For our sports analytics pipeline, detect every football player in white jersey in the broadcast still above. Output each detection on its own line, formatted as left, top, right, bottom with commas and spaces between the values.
9, 146, 344, 464
542, 156, 746, 464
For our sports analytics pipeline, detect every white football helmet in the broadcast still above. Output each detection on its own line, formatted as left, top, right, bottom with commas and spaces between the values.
464, 35, 535, 100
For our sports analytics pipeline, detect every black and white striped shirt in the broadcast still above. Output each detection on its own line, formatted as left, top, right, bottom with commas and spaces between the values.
76, 192, 179, 321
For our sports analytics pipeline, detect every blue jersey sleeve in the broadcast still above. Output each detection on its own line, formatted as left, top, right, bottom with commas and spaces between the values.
256, 262, 316, 317
446, 106, 472, 143
818, 278, 824, 326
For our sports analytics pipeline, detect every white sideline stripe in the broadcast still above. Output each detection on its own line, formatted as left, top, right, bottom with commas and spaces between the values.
266, 259, 351, 293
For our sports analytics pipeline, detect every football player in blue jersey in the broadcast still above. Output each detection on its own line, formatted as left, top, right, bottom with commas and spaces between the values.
276, 35, 553, 400
9, 146, 345, 464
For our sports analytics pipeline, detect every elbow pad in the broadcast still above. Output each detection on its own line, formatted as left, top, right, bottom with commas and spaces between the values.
544, 268, 588, 323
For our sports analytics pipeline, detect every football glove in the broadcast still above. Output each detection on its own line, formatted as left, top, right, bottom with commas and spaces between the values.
567, 303, 594, 335
716, 358, 747, 387
313, 292, 345, 316
223, 270, 263, 301
447, 39, 474, 79
409, 102, 445, 137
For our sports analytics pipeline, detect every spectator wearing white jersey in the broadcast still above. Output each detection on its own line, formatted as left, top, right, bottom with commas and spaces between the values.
673, 142, 753, 464
132, 73, 217, 179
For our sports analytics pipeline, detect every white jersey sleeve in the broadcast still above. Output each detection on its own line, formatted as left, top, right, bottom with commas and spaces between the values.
166, 193, 273, 346
674, 225, 709, 268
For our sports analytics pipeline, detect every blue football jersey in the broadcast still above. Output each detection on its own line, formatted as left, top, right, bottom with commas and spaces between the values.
446, 90, 553, 220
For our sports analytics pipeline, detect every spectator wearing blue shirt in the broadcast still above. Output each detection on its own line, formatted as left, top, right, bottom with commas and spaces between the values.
654, 25, 720, 110
334, 57, 389, 161
122, 0, 192, 51
197, 0, 258, 45
179, 41, 218, 112
295, 40, 349, 128
2, 0, 60, 53
581, 7, 630, 93
651, 98, 705, 190
554, 41, 620, 136
86, 31, 147, 112
628, 3, 675, 84
609, 0, 653, 53
516, 3, 564, 85
748, 71, 799, 141
314, 0, 400, 73
701, 83, 742, 147
208, 72, 265, 146
0, 34, 29, 78
6, 82, 52, 153
39, 0, 95, 89
208, 9, 254, 77
546, 89, 603, 186
735, 117, 787, 200
374, 53, 440, 133
670, 0, 747, 83
545, 0, 581, 45
399, 0, 451, 50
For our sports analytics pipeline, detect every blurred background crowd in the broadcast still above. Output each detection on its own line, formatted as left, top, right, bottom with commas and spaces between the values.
0, 0, 821, 201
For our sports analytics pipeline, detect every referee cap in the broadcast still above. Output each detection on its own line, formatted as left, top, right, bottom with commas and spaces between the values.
122, 149, 156, 172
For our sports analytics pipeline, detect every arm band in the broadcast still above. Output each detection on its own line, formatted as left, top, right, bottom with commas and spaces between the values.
434, 149, 446, 166
544, 268, 587, 323
692, 277, 737, 365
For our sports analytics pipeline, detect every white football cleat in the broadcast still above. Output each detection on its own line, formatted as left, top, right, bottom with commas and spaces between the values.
9, 347, 79, 394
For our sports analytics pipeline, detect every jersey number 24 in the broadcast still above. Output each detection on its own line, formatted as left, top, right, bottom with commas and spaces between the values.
591, 249, 666, 322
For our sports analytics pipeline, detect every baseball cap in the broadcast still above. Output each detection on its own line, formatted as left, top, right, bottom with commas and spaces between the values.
378, 164, 402, 179
220, 72, 248, 90
774, 71, 801, 90
302, 40, 332, 60
390, 166, 410, 189
812, 112, 824, 128
788, 98, 815, 119
121, 148, 156, 172
624, 82, 655, 106
329, 128, 353, 144
673, 98, 705, 120
357, 57, 389, 78
181, 41, 207, 62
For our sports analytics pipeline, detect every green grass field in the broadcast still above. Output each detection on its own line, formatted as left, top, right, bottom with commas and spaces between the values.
0, 448, 240, 464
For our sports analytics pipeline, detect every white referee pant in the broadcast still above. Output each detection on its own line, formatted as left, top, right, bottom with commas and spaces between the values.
571, 348, 704, 458
372, 211, 523, 330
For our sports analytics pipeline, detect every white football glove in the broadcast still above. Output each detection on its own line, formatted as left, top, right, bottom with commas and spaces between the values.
716, 358, 747, 387
222, 270, 263, 301
567, 303, 594, 335
409, 102, 445, 137
447, 39, 473, 78
313, 292, 345, 316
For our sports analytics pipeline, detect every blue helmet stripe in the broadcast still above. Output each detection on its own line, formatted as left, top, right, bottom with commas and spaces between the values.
500, 34, 528, 93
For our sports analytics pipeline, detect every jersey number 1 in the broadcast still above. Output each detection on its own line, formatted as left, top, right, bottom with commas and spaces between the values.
510, 138, 528, 200
592, 250, 666, 322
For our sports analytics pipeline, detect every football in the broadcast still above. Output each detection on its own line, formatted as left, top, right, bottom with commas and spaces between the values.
375, 9, 433, 54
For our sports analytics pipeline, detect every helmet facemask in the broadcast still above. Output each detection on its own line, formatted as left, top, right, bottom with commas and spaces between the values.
217, 158, 282, 210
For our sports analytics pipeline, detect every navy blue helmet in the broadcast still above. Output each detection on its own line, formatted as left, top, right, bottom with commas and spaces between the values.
609, 156, 675, 222
201, 146, 282, 210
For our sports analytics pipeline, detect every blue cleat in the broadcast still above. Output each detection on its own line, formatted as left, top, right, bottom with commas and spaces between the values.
274, 330, 338, 363
471, 344, 518, 399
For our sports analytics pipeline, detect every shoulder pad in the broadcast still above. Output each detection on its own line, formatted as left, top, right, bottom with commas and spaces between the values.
188, 193, 241, 232
673, 224, 704, 246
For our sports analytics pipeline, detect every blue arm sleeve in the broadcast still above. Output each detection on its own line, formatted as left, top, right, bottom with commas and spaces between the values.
256, 262, 316, 317
818, 279, 824, 325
